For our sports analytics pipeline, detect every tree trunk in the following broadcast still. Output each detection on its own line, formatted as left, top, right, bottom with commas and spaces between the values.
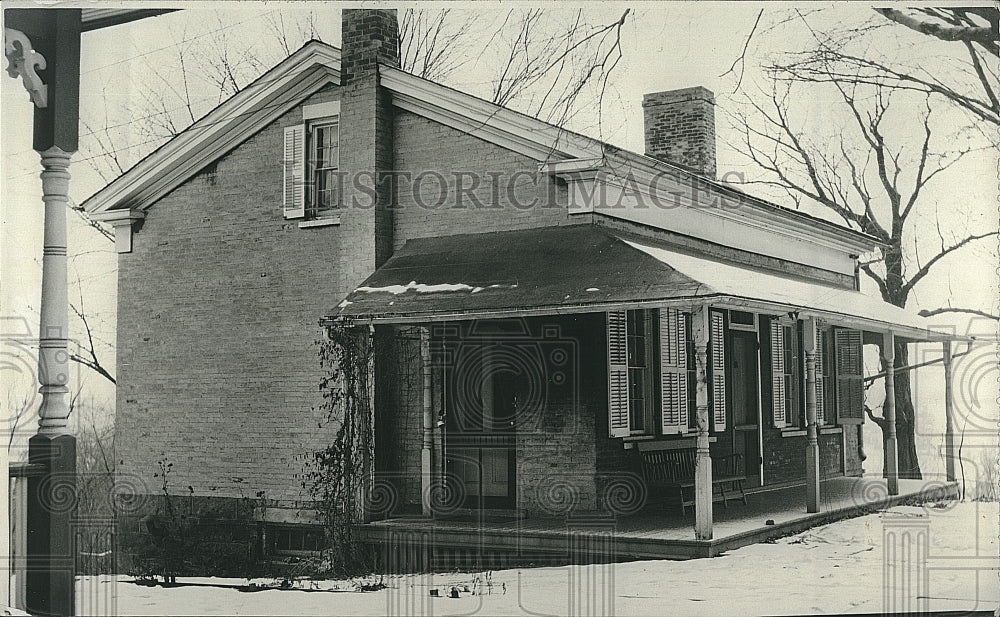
877, 252, 923, 480
892, 342, 923, 479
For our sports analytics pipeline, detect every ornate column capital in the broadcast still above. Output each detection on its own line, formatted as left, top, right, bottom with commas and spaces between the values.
4, 27, 47, 108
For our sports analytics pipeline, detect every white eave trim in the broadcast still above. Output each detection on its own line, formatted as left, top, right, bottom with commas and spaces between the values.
539, 157, 880, 255
379, 66, 600, 162
84, 42, 341, 215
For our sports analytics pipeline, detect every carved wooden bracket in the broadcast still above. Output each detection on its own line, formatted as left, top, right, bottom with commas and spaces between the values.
4, 27, 47, 108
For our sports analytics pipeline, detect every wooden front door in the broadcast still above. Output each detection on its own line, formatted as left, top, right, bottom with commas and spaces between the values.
445, 343, 517, 509
729, 329, 762, 486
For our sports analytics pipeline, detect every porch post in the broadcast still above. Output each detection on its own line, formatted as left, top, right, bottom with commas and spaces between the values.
803, 318, 821, 513
5, 10, 83, 616
419, 326, 433, 516
942, 341, 956, 482
692, 305, 713, 540
883, 331, 899, 495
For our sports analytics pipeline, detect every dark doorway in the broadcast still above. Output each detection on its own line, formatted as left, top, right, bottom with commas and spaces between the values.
729, 328, 762, 487
445, 342, 519, 510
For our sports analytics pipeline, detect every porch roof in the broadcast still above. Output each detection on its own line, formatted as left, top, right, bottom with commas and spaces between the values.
326, 224, 956, 341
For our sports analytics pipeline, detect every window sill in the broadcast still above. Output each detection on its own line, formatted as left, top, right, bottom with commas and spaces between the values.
778, 428, 807, 438
630, 436, 717, 451
298, 216, 341, 228
778, 426, 843, 438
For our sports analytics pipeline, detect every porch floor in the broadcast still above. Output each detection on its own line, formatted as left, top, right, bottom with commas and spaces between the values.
358, 477, 959, 561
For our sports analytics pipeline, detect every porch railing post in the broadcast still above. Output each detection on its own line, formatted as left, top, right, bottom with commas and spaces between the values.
803, 318, 820, 513
419, 326, 433, 517
692, 305, 713, 540
942, 341, 956, 483
883, 331, 899, 495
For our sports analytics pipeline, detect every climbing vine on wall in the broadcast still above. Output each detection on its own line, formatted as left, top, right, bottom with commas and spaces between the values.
303, 322, 377, 575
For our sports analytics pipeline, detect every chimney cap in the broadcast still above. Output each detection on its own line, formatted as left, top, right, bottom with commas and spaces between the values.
642, 86, 715, 107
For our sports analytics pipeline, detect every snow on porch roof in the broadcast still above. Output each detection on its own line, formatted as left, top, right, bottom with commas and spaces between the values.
327, 224, 956, 341
328, 224, 704, 322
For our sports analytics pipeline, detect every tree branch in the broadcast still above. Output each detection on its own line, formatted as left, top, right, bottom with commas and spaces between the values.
918, 307, 1000, 321
874, 8, 999, 56
903, 231, 1000, 293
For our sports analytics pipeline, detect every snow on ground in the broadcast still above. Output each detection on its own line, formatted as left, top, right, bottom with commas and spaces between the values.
77, 502, 999, 616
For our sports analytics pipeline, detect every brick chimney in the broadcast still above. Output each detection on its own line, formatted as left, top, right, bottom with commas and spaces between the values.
642, 87, 716, 179
341, 9, 400, 85
339, 9, 399, 290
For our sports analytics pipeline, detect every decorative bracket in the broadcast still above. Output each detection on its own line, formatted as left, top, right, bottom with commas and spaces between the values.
92, 209, 145, 253
4, 27, 47, 108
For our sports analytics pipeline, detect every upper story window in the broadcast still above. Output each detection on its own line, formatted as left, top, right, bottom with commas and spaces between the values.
283, 101, 341, 224
308, 121, 340, 218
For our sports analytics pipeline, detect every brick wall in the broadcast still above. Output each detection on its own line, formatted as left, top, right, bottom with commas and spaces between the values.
515, 315, 603, 515
115, 85, 344, 510
844, 424, 865, 476
392, 110, 572, 246
643, 87, 716, 178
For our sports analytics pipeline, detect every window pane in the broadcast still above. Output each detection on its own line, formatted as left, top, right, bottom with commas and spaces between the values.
628, 368, 645, 431
308, 123, 340, 215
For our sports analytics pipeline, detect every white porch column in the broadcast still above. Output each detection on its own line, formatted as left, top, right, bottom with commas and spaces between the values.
35, 147, 74, 434
884, 331, 899, 495
803, 318, 821, 513
419, 326, 433, 516
692, 305, 713, 540
942, 341, 956, 482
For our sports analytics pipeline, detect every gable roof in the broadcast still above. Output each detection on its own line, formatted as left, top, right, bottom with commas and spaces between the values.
85, 40, 341, 216
83, 40, 879, 254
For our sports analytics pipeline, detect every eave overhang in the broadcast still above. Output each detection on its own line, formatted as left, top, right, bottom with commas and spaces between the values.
324, 224, 959, 343
541, 156, 883, 256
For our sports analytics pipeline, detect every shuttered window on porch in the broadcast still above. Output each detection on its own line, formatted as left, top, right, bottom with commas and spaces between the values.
607, 311, 630, 437
834, 328, 865, 424
659, 308, 688, 434
709, 310, 727, 432
283, 125, 306, 219
815, 327, 826, 424
770, 320, 787, 428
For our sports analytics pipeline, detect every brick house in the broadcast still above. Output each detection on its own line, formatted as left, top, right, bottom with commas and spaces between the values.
85, 9, 958, 564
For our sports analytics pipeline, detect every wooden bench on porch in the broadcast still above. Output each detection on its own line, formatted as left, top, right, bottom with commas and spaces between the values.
639, 448, 748, 515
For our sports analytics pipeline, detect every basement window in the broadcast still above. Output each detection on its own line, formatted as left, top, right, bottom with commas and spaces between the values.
268, 524, 325, 555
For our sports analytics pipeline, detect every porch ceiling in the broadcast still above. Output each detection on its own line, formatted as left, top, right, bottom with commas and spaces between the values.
327, 223, 957, 341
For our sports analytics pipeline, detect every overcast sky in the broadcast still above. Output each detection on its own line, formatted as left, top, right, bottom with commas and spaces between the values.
2, 3, 996, 454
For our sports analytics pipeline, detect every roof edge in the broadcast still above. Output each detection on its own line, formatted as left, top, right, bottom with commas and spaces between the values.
83, 40, 341, 215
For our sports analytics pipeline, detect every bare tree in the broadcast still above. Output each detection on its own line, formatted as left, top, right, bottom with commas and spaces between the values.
774, 8, 999, 135
398, 9, 477, 82
483, 8, 630, 128
730, 12, 999, 480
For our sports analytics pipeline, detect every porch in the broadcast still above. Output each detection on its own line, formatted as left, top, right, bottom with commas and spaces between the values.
329, 224, 965, 545
358, 477, 958, 563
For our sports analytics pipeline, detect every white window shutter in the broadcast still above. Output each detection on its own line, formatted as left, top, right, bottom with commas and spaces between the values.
710, 310, 726, 432
815, 329, 825, 424
771, 320, 787, 428
607, 311, 629, 438
659, 308, 688, 434
283, 125, 306, 218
